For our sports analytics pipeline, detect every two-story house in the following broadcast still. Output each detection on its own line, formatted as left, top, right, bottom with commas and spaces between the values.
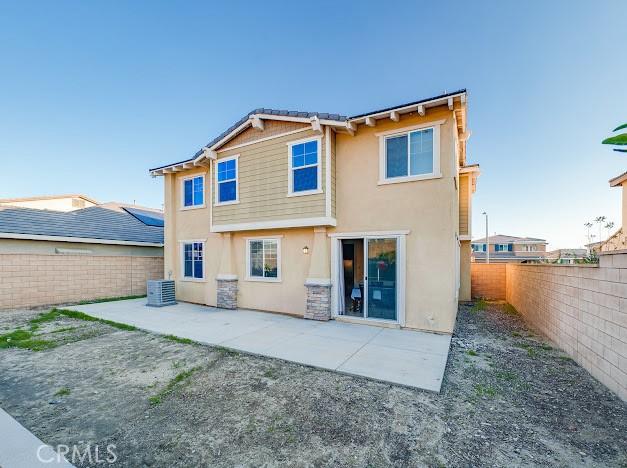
471, 234, 547, 263
149, 90, 479, 334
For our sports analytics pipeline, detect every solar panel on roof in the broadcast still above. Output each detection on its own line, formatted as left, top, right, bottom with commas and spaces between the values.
123, 207, 164, 227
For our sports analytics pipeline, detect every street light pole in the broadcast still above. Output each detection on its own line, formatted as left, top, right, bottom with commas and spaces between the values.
485, 212, 490, 264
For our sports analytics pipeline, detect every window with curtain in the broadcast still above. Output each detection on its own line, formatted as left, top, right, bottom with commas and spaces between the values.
217, 158, 237, 203
290, 140, 319, 193
183, 242, 203, 279
183, 176, 204, 207
385, 127, 434, 179
248, 239, 279, 280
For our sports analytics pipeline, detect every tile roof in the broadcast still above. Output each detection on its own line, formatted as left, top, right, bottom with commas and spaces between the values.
150, 90, 467, 171
0, 203, 163, 245
189, 108, 348, 160
471, 234, 546, 244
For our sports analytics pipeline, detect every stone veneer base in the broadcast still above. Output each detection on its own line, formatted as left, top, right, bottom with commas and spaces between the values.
216, 279, 238, 309
304, 283, 331, 321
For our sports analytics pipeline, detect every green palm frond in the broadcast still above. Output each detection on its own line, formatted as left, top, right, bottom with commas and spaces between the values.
613, 123, 627, 132
602, 134, 627, 145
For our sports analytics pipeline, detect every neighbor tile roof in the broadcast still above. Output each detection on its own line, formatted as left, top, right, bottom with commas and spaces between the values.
0, 203, 163, 245
471, 235, 546, 244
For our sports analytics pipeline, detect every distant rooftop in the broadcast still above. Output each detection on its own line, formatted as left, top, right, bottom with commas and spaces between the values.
0, 202, 163, 246
472, 234, 547, 244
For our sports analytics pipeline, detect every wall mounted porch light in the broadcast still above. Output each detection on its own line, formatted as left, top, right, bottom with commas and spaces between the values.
302, 246, 309, 254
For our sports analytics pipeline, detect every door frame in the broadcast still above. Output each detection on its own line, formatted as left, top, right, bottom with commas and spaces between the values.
330, 230, 408, 326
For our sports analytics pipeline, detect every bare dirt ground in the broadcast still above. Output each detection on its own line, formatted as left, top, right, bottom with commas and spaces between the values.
0, 302, 625, 467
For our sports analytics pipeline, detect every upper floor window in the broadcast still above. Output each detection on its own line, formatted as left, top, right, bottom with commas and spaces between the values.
524, 245, 537, 252
288, 138, 321, 196
472, 243, 487, 252
386, 127, 433, 178
377, 122, 442, 185
495, 244, 513, 252
182, 241, 204, 280
246, 238, 281, 281
216, 156, 238, 205
182, 175, 204, 208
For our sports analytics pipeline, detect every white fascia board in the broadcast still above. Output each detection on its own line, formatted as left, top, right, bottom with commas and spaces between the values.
211, 217, 337, 233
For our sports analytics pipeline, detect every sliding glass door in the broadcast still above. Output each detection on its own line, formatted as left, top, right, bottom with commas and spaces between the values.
365, 238, 397, 321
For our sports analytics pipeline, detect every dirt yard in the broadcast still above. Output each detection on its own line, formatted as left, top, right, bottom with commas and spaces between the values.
0, 302, 625, 467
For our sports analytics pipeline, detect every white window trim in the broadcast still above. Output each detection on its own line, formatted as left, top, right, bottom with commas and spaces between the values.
180, 174, 206, 210
214, 154, 240, 206
179, 240, 206, 282
377, 120, 443, 186
245, 236, 282, 283
287, 136, 323, 197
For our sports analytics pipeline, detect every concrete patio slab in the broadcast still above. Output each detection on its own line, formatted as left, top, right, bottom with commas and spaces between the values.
67, 298, 452, 392
0, 408, 74, 468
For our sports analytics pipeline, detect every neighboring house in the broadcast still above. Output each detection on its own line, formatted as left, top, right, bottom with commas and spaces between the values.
0, 194, 98, 212
0, 201, 164, 309
545, 249, 588, 264
150, 90, 479, 333
471, 235, 547, 263
0, 202, 164, 256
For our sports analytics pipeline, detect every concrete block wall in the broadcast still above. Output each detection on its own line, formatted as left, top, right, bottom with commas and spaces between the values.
0, 254, 163, 309
470, 263, 507, 300
506, 258, 627, 402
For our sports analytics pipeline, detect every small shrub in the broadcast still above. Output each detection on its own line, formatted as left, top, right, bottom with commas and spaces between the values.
471, 299, 487, 313
511, 332, 521, 337
55, 387, 71, 396
466, 349, 478, 357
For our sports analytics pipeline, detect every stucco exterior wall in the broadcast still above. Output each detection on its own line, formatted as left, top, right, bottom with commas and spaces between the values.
332, 106, 459, 332
161, 104, 466, 334
0, 254, 163, 309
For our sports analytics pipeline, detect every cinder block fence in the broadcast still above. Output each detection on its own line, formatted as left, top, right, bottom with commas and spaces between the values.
0, 254, 163, 309
471, 255, 627, 402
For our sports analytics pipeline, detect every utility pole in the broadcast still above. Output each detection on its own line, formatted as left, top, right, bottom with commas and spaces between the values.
482, 211, 489, 264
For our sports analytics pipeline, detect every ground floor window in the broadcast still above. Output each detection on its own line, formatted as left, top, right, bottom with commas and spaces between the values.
247, 238, 280, 281
182, 242, 203, 279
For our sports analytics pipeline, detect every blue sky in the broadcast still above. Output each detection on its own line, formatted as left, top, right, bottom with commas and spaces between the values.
1, 1, 626, 248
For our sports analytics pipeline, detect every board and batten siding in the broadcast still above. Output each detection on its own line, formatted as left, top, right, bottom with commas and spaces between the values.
459, 174, 469, 235
213, 129, 327, 225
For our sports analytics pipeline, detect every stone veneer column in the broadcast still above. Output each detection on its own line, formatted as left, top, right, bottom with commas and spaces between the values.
216, 232, 238, 309
304, 227, 332, 321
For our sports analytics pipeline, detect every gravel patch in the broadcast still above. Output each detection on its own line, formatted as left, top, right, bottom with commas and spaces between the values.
0, 303, 625, 467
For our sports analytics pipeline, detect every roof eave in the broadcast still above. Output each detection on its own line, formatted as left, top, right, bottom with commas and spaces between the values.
0, 232, 163, 247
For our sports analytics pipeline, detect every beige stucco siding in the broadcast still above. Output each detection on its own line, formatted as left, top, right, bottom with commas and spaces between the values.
331, 106, 459, 332
459, 174, 469, 236
213, 129, 327, 225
